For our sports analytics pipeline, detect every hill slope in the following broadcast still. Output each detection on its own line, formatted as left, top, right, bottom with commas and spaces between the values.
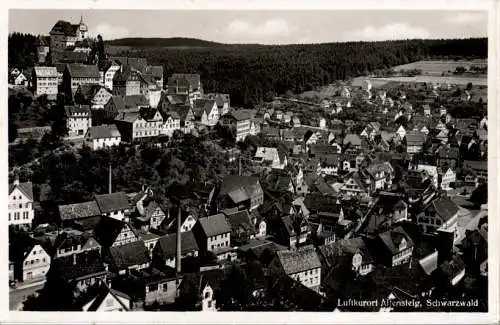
105, 37, 226, 48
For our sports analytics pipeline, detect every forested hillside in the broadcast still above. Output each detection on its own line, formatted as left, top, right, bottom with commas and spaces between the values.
105, 37, 226, 48
8, 33, 487, 107
8, 32, 39, 68
119, 38, 486, 107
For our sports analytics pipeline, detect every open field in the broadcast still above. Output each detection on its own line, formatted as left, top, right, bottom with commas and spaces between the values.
392, 60, 487, 76
352, 75, 487, 87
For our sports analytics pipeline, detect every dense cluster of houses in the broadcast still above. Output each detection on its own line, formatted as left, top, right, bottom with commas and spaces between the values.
8, 18, 488, 312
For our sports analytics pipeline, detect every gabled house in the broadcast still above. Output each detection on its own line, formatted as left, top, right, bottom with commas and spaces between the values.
8, 179, 34, 229
193, 214, 232, 260
53, 230, 101, 264
193, 99, 219, 126
84, 124, 121, 150
131, 194, 166, 231
95, 192, 131, 222
318, 237, 374, 277
223, 209, 256, 245
254, 147, 287, 170
360, 162, 394, 192
31, 66, 58, 99
58, 200, 102, 229
82, 283, 131, 311
152, 231, 199, 268
167, 73, 202, 101
395, 125, 406, 139
112, 65, 142, 96
94, 217, 139, 248
63, 64, 101, 97
219, 109, 256, 141
273, 214, 310, 249
217, 176, 264, 211
269, 245, 322, 292
405, 131, 426, 154
374, 226, 414, 267
162, 111, 181, 136
99, 60, 121, 90
439, 168, 456, 190
340, 172, 369, 198
9, 235, 51, 282
103, 240, 151, 275
417, 196, 459, 241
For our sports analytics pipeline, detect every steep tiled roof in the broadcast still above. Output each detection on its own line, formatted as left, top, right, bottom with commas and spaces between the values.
33, 66, 58, 78
108, 96, 126, 112
124, 94, 149, 108
95, 192, 130, 214
226, 109, 254, 121
198, 214, 231, 237
219, 175, 261, 203
94, 217, 134, 247
86, 124, 121, 139
84, 283, 130, 311
107, 240, 150, 269
58, 201, 100, 221
418, 251, 439, 276
67, 64, 100, 79
275, 245, 321, 275
432, 196, 459, 222
223, 210, 255, 234
110, 56, 147, 72
155, 231, 198, 258
378, 226, 414, 255
9, 181, 34, 201
193, 99, 216, 116
65, 105, 91, 117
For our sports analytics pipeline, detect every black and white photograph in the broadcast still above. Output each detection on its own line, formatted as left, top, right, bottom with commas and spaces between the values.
4, 1, 497, 323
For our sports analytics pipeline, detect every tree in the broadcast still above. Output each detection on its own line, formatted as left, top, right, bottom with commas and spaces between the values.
8, 118, 18, 143
470, 183, 487, 207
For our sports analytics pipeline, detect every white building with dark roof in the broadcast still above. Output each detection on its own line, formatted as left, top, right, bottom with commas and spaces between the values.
193, 214, 232, 257
84, 124, 121, 150
8, 179, 34, 229
31, 66, 58, 99
270, 245, 322, 292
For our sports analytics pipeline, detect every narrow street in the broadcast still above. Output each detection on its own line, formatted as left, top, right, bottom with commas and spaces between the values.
9, 280, 45, 310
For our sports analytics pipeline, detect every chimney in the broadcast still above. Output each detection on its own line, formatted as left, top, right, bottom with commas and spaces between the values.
108, 163, 112, 194
176, 206, 182, 275
14, 178, 20, 186
239, 156, 242, 176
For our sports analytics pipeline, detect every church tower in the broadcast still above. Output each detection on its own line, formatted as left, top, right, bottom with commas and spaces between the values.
78, 15, 88, 40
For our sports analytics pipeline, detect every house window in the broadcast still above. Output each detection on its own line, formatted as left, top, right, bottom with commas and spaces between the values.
205, 291, 210, 299
19, 204, 22, 209
207, 300, 212, 308
148, 283, 159, 292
